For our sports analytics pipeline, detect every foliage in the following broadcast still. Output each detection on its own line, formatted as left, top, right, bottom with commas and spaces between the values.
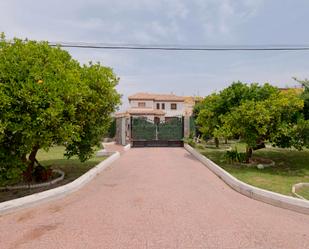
293, 77, 309, 120
106, 118, 116, 138
196, 82, 278, 147
196, 81, 308, 160
183, 137, 196, 148
224, 148, 247, 164
220, 90, 304, 158
0, 34, 121, 182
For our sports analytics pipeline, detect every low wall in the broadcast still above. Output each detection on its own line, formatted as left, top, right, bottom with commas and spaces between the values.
184, 144, 309, 215
292, 183, 309, 200
0, 152, 120, 215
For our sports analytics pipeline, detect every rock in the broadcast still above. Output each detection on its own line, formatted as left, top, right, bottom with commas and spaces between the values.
257, 164, 264, 169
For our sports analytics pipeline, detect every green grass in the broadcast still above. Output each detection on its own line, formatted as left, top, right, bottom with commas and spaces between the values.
0, 146, 105, 202
296, 186, 309, 200
36, 146, 104, 183
196, 141, 309, 197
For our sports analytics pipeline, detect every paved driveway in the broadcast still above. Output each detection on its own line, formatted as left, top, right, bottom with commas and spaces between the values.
0, 148, 308, 249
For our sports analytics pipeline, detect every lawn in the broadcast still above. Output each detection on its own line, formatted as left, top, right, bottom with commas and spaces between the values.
194, 141, 309, 198
0, 146, 105, 202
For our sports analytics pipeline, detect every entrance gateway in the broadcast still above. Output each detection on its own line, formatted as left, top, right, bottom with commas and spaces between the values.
131, 116, 184, 147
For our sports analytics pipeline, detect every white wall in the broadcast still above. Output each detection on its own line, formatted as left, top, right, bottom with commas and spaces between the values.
129, 100, 154, 109
154, 101, 184, 117
129, 100, 185, 117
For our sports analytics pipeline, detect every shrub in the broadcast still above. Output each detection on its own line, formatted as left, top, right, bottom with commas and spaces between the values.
183, 138, 196, 148
224, 148, 248, 164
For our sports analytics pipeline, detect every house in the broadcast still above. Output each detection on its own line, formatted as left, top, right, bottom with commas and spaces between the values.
113, 92, 201, 145
279, 86, 304, 95
117, 92, 200, 122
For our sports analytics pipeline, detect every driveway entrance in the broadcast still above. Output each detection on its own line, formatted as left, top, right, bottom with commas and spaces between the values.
131, 116, 184, 147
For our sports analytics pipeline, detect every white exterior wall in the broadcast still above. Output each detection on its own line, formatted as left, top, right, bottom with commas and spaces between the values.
128, 99, 185, 119
130, 100, 154, 109
154, 101, 184, 117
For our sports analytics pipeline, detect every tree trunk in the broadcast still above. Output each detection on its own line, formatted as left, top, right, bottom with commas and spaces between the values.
224, 138, 228, 144
215, 137, 219, 148
246, 146, 253, 163
253, 142, 265, 150
25, 145, 39, 182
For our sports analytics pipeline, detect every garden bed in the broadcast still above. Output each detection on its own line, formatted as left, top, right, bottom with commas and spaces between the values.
0, 146, 105, 203
195, 141, 309, 197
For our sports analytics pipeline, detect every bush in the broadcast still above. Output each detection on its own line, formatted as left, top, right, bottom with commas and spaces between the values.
224, 148, 248, 164
183, 138, 196, 148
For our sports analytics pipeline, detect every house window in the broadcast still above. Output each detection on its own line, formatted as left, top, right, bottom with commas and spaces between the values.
156, 103, 160, 109
161, 103, 165, 109
138, 102, 146, 108
171, 103, 177, 110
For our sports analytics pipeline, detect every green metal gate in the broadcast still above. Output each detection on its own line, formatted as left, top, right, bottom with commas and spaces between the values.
131, 117, 184, 147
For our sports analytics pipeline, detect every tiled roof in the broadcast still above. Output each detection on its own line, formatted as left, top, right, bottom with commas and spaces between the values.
279, 87, 304, 94
128, 92, 186, 102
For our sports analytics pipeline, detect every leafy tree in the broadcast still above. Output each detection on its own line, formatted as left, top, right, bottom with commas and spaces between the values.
220, 90, 304, 161
293, 78, 309, 120
0, 34, 120, 182
196, 93, 222, 146
196, 82, 278, 147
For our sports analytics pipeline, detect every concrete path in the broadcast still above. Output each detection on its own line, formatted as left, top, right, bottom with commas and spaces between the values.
0, 148, 308, 249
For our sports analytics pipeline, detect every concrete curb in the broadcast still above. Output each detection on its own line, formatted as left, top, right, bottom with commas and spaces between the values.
184, 144, 309, 215
0, 169, 65, 190
124, 143, 131, 151
0, 152, 120, 216
292, 183, 309, 200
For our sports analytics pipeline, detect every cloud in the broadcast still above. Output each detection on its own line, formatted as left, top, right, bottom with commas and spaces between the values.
0, 0, 308, 110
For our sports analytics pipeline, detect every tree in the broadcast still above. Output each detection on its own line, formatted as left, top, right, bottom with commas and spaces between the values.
0, 34, 121, 182
293, 78, 309, 120
196, 82, 278, 147
196, 93, 222, 147
220, 90, 304, 161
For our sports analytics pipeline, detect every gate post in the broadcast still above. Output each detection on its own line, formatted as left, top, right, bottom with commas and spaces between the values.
115, 116, 127, 145
183, 115, 190, 138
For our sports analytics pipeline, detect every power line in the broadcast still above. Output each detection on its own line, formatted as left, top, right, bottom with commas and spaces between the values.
47, 41, 309, 51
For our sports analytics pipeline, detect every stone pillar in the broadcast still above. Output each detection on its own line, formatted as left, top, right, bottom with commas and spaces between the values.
121, 117, 126, 145
115, 117, 122, 145
115, 117, 127, 145
184, 115, 190, 138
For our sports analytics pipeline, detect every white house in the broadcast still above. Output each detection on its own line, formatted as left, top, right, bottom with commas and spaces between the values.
117, 92, 200, 123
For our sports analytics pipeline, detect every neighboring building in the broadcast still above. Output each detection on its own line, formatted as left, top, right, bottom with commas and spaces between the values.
279, 86, 304, 95
117, 92, 201, 122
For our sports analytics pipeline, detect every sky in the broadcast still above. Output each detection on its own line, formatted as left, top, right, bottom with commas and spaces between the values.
0, 0, 309, 109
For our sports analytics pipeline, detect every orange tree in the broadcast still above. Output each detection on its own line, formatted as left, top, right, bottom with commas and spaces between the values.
196, 82, 278, 147
0, 34, 120, 182
220, 90, 305, 161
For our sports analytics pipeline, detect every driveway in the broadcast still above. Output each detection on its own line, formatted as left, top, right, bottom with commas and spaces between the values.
0, 148, 308, 249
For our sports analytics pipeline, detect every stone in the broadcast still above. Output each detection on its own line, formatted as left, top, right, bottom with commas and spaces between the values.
257, 164, 264, 169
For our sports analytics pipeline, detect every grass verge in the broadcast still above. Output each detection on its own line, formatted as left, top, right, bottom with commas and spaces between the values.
0, 146, 105, 202
195, 141, 309, 197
